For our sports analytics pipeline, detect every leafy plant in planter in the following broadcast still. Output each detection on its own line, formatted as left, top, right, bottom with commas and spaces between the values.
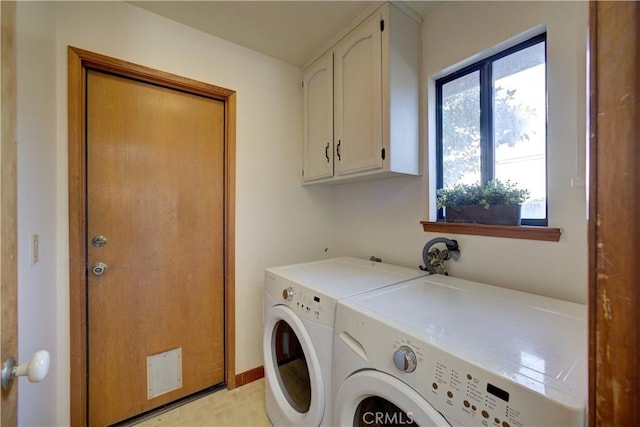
436, 180, 530, 225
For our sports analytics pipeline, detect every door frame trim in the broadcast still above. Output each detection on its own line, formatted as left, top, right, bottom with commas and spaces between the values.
67, 46, 236, 425
588, 3, 640, 424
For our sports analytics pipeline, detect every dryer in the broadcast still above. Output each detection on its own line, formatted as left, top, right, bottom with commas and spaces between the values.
263, 257, 425, 427
333, 274, 587, 427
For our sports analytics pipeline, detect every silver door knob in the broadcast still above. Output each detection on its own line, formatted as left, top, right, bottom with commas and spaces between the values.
91, 262, 109, 276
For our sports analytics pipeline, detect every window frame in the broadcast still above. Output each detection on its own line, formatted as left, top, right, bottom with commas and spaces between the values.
435, 33, 548, 226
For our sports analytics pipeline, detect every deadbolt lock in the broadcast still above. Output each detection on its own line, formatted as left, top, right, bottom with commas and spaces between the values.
91, 262, 109, 276
92, 235, 108, 247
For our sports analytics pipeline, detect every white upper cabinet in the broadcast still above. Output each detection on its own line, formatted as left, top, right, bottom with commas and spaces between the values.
334, 10, 383, 177
301, 3, 421, 185
302, 51, 334, 182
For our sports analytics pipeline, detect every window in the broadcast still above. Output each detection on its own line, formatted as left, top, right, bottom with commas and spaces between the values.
436, 34, 547, 226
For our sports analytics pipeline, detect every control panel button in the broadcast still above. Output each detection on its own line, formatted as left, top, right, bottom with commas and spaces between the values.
392, 346, 417, 373
447, 391, 453, 399
282, 287, 294, 301
481, 410, 489, 419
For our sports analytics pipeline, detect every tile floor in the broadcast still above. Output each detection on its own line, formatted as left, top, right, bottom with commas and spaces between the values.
135, 378, 272, 427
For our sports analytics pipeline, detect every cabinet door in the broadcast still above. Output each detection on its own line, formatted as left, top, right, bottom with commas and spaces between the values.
302, 52, 333, 182
334, 11, 383, 176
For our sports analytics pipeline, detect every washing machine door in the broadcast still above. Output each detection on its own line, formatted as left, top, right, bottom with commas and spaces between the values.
263, 304, 325, 426
335, 370, 451, 427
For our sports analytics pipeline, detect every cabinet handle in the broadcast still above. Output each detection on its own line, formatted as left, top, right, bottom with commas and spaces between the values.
337, 140, 342, 161
325, 142, 330, 162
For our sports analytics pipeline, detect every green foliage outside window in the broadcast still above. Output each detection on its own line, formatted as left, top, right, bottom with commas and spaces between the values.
442, 85, 536, 187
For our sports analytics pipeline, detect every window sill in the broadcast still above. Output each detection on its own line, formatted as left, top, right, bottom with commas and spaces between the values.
420, 221, 562, 242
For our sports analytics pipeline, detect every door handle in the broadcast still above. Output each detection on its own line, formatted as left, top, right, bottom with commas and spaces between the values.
1, 351, 50, 391
92, 262, 109, 276
325, 142, 330, 162
336, 140, 341, 161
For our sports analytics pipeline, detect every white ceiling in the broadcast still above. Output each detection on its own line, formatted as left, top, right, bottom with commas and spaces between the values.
128, 1, 439, 67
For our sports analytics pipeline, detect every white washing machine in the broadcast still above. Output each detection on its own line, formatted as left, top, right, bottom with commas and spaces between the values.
263, 257, 425, 426
333, 274, 587, 427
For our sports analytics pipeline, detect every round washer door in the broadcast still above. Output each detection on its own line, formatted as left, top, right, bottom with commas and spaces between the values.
335, 370, 451, 427
263, 304, 325, 426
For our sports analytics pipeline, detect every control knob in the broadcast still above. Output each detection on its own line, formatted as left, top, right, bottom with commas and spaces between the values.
282, 287, 294, 301
393, 345, 417, 373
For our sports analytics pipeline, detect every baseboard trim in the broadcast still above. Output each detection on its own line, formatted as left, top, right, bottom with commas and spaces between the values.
234, 365, 264, 388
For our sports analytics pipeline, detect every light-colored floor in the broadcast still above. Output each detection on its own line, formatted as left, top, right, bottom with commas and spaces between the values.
135, 378, 273, 427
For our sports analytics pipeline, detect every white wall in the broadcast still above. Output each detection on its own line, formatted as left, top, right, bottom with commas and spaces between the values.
16, 2, 58, 426
17, 1, 333, 425
332, 1, 588, 304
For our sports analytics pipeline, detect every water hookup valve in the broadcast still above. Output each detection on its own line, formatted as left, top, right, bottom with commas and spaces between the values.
419, 237, 460, 275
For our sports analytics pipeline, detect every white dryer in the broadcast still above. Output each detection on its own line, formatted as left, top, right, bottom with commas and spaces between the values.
263, 257, 425, 427
333, 274, 587, 427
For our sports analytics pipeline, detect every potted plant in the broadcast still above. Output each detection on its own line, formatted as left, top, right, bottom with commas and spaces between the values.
436, 180, 530, 225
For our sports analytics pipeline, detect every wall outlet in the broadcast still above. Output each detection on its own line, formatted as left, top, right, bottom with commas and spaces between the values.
31, 234, 39, 264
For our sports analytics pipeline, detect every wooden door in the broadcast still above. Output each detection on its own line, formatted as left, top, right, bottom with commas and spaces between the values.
302, 51, 334, 182
334, 10, 383, 177
0, 2, 18, 425
86, 70, 225, 426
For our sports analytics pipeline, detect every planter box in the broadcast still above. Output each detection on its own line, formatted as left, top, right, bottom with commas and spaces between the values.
445, 205, 521, 226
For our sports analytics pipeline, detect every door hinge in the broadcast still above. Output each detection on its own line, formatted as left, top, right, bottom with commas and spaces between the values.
381, 148, 386, 160
380, 19, 385, 32
302, 169, 305, 177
